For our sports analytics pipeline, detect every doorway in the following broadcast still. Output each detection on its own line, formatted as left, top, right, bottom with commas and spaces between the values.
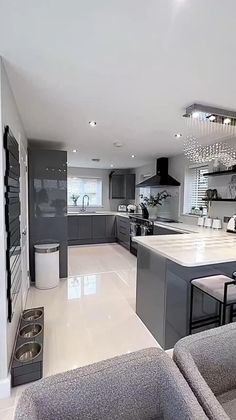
19, 142, 29, 308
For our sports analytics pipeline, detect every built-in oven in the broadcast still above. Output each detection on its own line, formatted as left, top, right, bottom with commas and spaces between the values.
130, 216, 154, 256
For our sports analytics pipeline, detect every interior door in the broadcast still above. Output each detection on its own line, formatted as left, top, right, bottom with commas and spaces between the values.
20, 143, 29, 308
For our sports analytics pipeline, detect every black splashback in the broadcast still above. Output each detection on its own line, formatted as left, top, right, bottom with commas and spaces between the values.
28, 149, 68, 281
4, 126, 21, 322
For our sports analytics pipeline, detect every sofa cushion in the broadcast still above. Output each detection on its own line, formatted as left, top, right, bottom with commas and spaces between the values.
218, 389, 236, 420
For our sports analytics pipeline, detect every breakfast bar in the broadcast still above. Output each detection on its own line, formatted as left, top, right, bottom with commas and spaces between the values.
134, 232, 236, 349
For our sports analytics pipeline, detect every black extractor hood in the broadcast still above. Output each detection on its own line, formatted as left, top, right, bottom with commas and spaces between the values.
136, 158, 180, 188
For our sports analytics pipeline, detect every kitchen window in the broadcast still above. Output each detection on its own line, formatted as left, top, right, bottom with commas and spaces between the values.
184, 165, 208, 215
68, 177, 103, 207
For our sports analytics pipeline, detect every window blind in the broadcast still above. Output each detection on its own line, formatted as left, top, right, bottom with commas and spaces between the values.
68, 177, 102, 207
190, 166, 208, 210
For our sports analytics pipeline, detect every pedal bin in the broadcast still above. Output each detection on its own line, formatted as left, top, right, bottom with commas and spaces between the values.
34, 243, 60, 289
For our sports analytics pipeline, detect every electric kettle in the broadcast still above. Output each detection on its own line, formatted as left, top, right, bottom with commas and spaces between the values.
227, 215, 236, 233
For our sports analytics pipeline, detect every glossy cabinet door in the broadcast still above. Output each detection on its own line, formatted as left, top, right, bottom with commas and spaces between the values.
78, 216, 92, 240
110, 174, 125, 199
68, 216, 79, 240
116, 216, 130, 249
28, 149, 68, 281
125, 174, 135, 200
68, 215, 116, 245
92, 216, 106, 239
106, 215, 116, 239
110, 173, 136, 199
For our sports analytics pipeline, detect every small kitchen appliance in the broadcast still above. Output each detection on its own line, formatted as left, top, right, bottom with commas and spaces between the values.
204, 218, 212, 228
212, 218, 222, 229
117, 205, 127, 212
227, 215, 236, 233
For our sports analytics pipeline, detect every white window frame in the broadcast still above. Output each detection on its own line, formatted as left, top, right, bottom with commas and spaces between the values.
183, 164, 208, 216
67, 176, 103, 208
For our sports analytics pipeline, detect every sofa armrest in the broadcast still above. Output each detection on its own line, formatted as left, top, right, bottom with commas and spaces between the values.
173, 323, 236, 420
15, 347, 207, 420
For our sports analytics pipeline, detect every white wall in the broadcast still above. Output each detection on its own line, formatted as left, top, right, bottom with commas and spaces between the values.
135, 152, 236, 225
0, 58, 28, 397
169, 152, 236, 224
68, 167, 134, 212
134, 159, 180, 220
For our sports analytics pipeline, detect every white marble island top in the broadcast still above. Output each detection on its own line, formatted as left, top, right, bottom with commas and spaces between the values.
134, 232, 236, 267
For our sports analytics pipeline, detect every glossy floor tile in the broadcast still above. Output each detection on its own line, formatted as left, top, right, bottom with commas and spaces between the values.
0, 244, 160, 418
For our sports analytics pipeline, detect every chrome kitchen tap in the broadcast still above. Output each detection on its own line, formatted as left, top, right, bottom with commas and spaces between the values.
81, 194, 89, 212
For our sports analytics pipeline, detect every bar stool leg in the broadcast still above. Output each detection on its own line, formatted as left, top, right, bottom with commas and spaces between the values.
189, 283, 194, 335
219, 302, 222, 326
230, 304, 234, 323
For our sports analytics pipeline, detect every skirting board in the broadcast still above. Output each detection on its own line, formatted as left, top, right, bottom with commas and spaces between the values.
0, 374, 11, 399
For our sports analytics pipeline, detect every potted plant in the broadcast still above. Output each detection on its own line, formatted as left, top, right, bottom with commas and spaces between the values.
140, 190, 171, 218
71, 194, 80, 206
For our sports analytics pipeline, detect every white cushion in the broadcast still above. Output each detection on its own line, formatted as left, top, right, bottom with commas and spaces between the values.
192, 275, 236, 303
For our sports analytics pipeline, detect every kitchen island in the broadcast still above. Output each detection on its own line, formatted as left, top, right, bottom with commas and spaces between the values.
134, 231, 236, 349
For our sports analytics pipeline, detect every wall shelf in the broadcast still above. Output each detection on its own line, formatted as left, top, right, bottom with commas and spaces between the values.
203, 169, 236, 177
202, 198, 236, 202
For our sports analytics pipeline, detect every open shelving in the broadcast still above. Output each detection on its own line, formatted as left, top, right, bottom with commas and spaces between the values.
203, 169, 236, 177
202, 198, 236, 202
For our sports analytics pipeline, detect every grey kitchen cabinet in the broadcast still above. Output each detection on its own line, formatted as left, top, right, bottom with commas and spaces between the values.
106, 215, 116, 239
153, 226, 183, 236
68, 215, 116, 245
116, 216, 130, 250
78, 216, 92, 240
109, 173, 135, 200
92, 216, 106, 239
68, 216, 79, 240
125, 174, 135, 200
110, 174, 125, 199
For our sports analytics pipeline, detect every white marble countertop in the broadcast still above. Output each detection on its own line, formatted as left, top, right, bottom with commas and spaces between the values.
134, 230, 236, 267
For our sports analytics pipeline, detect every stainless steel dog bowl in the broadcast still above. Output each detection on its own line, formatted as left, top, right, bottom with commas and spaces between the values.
15, 342, 42, 362
19, 323, 42, 338
22, 309, 43, 321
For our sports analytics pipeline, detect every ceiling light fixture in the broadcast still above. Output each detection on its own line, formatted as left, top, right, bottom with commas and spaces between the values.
89, 121, 97, 127
110, 164, 114, 168
174, 133, 182, 138
72, 149, 77, 153
131, 154, 136, 158
183, 103, 236, 126
208, 115, 216, 122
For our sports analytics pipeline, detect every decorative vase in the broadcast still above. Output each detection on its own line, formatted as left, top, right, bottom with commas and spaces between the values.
148, 206, 158, 219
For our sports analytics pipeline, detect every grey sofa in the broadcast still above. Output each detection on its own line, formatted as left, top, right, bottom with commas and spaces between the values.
15, 347, 207, 420
174, 323, 236, 420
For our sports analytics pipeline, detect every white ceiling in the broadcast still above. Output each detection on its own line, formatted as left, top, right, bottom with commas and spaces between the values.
1, 0, 236, 168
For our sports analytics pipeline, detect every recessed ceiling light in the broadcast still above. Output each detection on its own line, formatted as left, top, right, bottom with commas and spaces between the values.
131, 154, 136, 158
224, 118, 231, 125
89, 121, 97, 127
192, 112, 200, 119
72, 149, 77, 153
113, 141, 123, 148
208, 115, 216, 122
174, 133, 182, 138
110, 164, 114, 168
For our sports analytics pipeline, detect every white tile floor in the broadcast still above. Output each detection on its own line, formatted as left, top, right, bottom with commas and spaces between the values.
0, 243, 160, 418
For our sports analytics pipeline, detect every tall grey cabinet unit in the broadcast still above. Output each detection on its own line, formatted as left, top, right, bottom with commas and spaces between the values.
28, 149, 68, 281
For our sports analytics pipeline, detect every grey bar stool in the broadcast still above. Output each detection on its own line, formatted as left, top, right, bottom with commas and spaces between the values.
189, 274, 236, 334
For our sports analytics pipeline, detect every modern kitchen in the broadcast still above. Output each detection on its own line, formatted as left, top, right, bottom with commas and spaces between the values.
1, 1, 236, 419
